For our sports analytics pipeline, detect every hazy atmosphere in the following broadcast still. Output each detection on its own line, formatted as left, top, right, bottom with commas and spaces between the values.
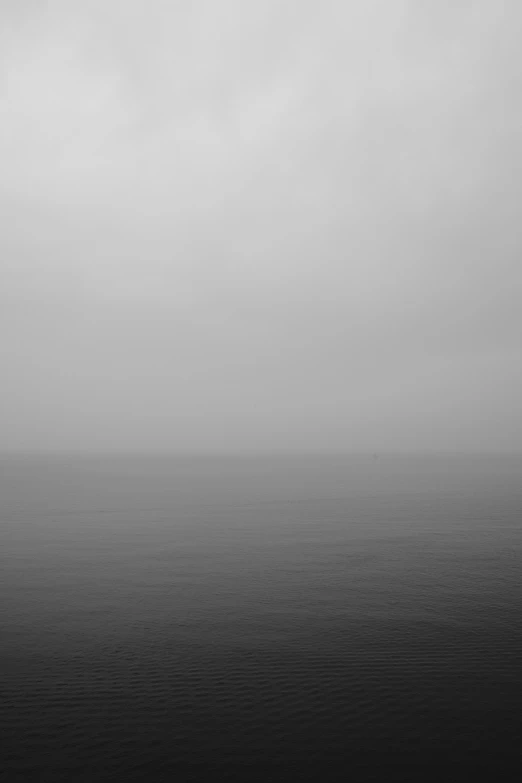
1, 0, 521, 453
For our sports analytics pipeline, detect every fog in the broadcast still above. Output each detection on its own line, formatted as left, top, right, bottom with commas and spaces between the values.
1, 0, 521, 453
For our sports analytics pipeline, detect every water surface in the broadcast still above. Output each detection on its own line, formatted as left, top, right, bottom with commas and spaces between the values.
2, 454, 522, 779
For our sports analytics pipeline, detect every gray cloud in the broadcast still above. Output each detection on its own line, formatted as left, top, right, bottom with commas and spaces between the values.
1, 0, 521, 452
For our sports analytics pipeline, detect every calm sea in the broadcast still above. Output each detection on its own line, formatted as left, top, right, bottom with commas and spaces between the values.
1, 454, 522, 780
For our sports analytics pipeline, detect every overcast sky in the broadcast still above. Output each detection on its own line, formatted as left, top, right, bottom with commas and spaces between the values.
1, 0, 521, 453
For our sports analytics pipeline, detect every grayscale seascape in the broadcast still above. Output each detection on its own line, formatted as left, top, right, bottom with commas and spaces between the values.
2, 1, 522, 779
2, 454, 522, 779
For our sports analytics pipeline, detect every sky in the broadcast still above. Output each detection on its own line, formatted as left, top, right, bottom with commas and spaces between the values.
1, 0, 521, 453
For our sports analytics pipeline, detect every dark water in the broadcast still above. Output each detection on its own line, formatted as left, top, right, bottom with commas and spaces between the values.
2, 454, 522, 780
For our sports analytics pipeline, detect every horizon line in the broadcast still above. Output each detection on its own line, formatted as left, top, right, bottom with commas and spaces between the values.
1, 448, 521, 459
